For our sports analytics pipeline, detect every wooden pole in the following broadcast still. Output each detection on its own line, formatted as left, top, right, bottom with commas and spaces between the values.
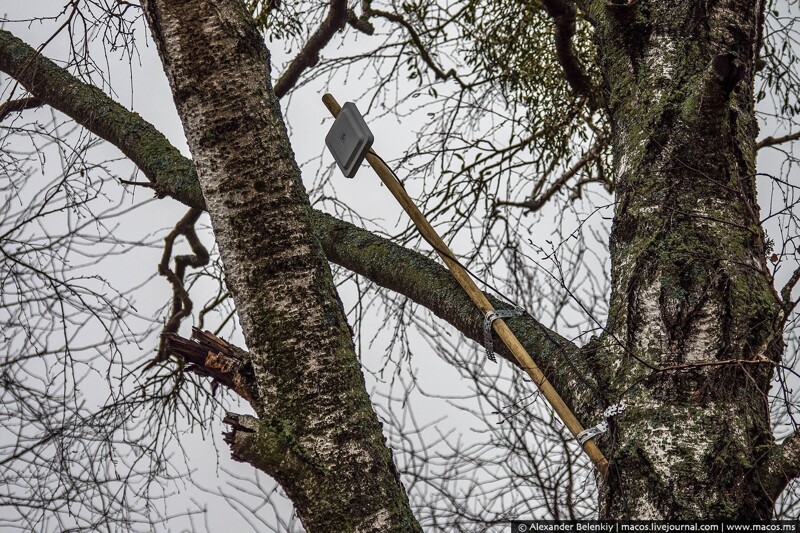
322, 93, 609, 478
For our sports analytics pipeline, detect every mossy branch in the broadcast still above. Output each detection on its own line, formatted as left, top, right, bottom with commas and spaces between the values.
311, 211, 591, 412
223, 413, 325, 480
759, 431, 800, 501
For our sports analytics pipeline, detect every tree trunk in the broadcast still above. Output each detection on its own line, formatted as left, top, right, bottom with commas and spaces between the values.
140, 1, 420, 530
588, 0, 785, 518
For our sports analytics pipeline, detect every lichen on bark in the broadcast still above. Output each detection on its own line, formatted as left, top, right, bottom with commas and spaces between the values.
590, 0, 784, 519
139, 0, 421, 530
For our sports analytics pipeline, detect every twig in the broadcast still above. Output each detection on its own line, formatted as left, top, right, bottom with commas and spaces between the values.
497, 136, 607, 212
198, 290, 230, 330
371, 9, 469, 89
273, 0, 348, 98
656, 357, 774, 373
0, 97, 42, 122
119, 178, 156, 189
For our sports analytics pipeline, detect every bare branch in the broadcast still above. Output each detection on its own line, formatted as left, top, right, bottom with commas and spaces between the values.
154, 208, 209, 362
757, 131, 800, 150
118, 178, 156, 189
371, 9, 469, 88
273, 0, 348, 98
0, 29, 205, 208
0, 96, 42, 122
540, 0, 595, 103
497, 136, 607, 212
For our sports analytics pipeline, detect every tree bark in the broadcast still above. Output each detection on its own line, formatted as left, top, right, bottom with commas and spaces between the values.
138, 1, 419, 530
588, 0, 785, 519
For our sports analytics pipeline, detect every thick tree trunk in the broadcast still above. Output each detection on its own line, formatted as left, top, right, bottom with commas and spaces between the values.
139, 1, 420, 530
587, 0, 785, 518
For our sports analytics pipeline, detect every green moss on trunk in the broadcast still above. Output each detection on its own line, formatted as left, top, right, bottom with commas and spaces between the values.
592, 0, 783, 519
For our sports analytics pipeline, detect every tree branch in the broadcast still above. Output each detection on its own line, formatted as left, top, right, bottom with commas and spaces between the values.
370, 9, 469, 88
758, 430, 800, 502
311, 211, 590, 411
0, 29, 205, 209
781, 265, 800, 315
540, 0, 596, 103
497, 136, 607, 212
223, 412, 327, 483
164, 328, 258, 404
0, 96, 42, 122
273, 0, 348, 98
346, 8, 375, 35
155, 208, 209, 362
756, 131, 800, 150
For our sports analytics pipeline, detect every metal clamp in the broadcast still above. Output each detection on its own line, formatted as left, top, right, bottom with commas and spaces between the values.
483, 306, 525, 362
577, 402, 627, 446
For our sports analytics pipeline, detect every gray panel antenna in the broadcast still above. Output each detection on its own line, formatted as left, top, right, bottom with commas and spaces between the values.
325, 102, 374, 178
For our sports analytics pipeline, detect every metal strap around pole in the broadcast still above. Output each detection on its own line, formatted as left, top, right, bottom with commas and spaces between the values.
321, 93, 610, 478
483, 307, 525, 363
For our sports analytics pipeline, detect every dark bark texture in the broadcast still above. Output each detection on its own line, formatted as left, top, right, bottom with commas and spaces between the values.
139, 1, 419, 530
585, 0, 786, 519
